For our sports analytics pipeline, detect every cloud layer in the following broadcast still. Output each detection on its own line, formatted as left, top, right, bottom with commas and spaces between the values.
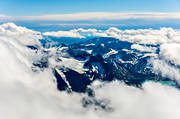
1, 12, 180, 21
44, 27, 180, 45
1, 23, 180, 119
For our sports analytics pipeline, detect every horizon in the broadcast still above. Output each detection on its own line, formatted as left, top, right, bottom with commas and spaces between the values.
0, 0, 180, 27
1, 0, 180, 29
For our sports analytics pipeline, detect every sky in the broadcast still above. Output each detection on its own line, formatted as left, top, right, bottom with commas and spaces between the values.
0, 0, 180, 29
0, 0, 180, 16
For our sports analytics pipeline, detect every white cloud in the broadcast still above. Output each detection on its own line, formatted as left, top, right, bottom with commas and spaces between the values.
149, 43, 180, 84
131, 44, 157, 52
43, 28, 107, 38
160, 43, 180, 65
43, 27, 180, 45
43, 30, 84, 38
89, 81, 180, 119
1, 12, 180, 21
150, 58, 180, 84
0, 14, 11, 20
0, 22, 42, 46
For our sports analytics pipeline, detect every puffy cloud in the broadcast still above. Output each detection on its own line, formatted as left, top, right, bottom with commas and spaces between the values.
43, 27, 180, 45
0, 23, 43, 68
43, 30, 84, 38
149, 43, 180, 84
89, 81, 180, 119
150, 58, 180, 84
131, 44, 157, 52
160, 43, 180, 65
43, 28, 107, 38
106, 27, 180, 45
0, 22, 42, 46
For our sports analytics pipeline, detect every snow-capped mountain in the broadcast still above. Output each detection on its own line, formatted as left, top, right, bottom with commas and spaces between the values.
33, 35, 179, 93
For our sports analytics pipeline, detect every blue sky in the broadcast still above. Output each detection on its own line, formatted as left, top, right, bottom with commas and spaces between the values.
0, 0, 180, 16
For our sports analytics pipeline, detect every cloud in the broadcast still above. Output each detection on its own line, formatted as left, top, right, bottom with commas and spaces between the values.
131, 44, 157, 52
150, 58, 180, 84
149, 43, 180, 84
0, 22, 42, 46
43, 28, 107, 38
43, 27, 180, 45
159, 43, 180, 65
43, 30, 84, 38
1, 23, 180, 119
89, 81, 180, 119
0, 14, 11, 20
1, 12, 180, 21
